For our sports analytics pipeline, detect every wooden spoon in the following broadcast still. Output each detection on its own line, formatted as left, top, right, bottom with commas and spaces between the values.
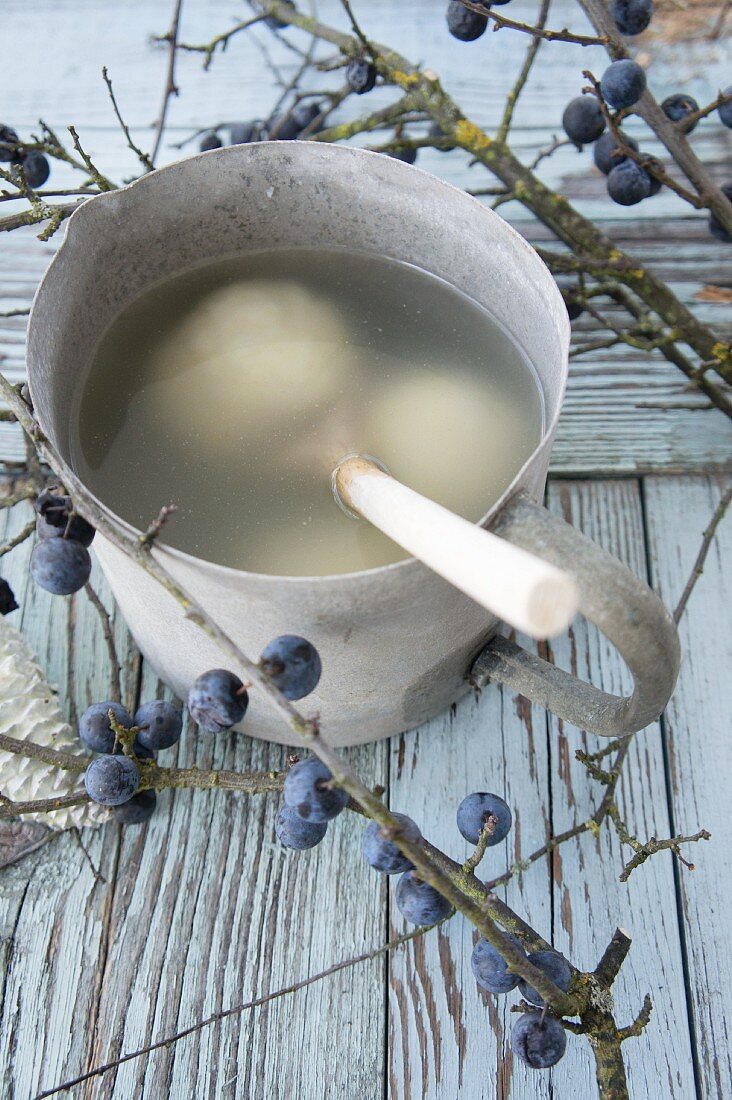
333, 455, 579, 640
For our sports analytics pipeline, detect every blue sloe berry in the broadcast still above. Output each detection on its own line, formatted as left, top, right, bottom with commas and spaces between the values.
456, 791, 512, 845
518, 949, 572, 1007
346, 56, 377, 95
0, 125, 19, 163
387, 146, 418, 164
264, 2, 296, 30
709, 183, 732, 243
230, 121, 264, 144
471, 931, 526, 993
562, 96, 606, 146
20, 151, 50, 189
593, 129, 639, 175
0, 577, 18, 614
446, 1, 488, 41
79, 701, 134, 753
599, 60, 646, 110
199, 131, 222, 152
607, 159, 652, 205
275, 802, 328, 849
84, 754, 140, 806
661, 93, 700, 132
283, 758, 348, 822
395, 871, 452, 925
641, 155, 663, 195
134, 700, 183, 750
429, 120, 456, 152
188, 669, 248, 733
563, 293, 584, 321
362, 812, 421, 874
510, 1011, 567, 1069
612, 0, 653, 35
35, 489, 95, 546
114, 789, 157, 824
719, 88, 732, 129
30, 538, 92, 595
260, 634, 322, 700
271, 101, 324, 140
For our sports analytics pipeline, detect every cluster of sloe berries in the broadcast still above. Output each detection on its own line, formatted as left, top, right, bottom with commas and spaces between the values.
278, 761, 571, 1069
81, 698, 182, 823
81, 634, 323, 824
0, 123, 51, 190
29, 489, 95, 595
199, 101, 325, 154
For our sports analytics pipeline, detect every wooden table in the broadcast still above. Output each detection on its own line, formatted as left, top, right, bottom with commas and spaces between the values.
1, 2, 730, 1097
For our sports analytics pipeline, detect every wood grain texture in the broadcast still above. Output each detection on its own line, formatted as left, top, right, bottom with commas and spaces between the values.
644, 475, 732, 1100
81, 664, 388, 1100
544, 480, 696, 1099
0, 491, 138, 1100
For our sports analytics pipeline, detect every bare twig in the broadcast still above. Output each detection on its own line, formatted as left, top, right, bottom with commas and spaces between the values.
31, 921, 441, 1099
83, 582, 122, 703
497, 0, 550, 143
67, 127, 116, 192
458, 0, 608, 45
138, 503, 177, 548
0, 517, 35, 557
673, 484, 732, 623
172, 14, 266, 69
101, 68, 154, 172
150, 0, 184, 164
0, 791, 90, 820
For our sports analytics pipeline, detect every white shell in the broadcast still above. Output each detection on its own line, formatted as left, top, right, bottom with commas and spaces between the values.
0, 618, 106, 829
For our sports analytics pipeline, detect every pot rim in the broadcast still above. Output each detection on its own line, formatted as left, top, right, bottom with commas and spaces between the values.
28, 140, 569, 586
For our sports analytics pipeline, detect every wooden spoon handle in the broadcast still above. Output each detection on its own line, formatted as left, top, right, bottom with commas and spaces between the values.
334, 455, 579, 640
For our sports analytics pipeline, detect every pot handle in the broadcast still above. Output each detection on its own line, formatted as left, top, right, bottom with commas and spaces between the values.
470, 493, 680, 737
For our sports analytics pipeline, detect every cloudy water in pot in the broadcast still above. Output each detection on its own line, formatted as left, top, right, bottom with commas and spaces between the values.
72, 248, 544, 575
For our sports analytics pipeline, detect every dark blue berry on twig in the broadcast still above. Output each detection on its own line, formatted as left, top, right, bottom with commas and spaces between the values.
84, 754, 140, 806
599, 60, 646, 110
188, 669, 248, 733
593, 129, 639, 175
456, 791, 512, 845
446, 1, 488, 41
20, 151, 50, 189
0, 578, 18, 614
283, 758, 348, 822
562, 96, 606, 146
719, 88, 732, 129
30, 538, 91, 595
114, 789, 157, 824
709, 183, 732, 243
79, 701, 134, 754
199, 131, 222, 152
363, 812, 421, 873
260, 634, 322, 700
346, 56, 377, 95
661, 93, 700, 131
517, 949, 572, 1006
612, 0, 653, 35
511, 1011, 567, 1068
607, 159, 652, 205
0, 125, 19, 163
134, 700, 183, 750
395, 870, 452, 925
471, 931, 526, 993
275, 802, 328, 849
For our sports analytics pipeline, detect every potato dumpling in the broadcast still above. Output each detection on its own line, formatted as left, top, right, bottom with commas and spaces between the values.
362, 368, 537, 518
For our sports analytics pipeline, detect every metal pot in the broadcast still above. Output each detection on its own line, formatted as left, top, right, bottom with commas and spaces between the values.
27, 142, 679, 745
